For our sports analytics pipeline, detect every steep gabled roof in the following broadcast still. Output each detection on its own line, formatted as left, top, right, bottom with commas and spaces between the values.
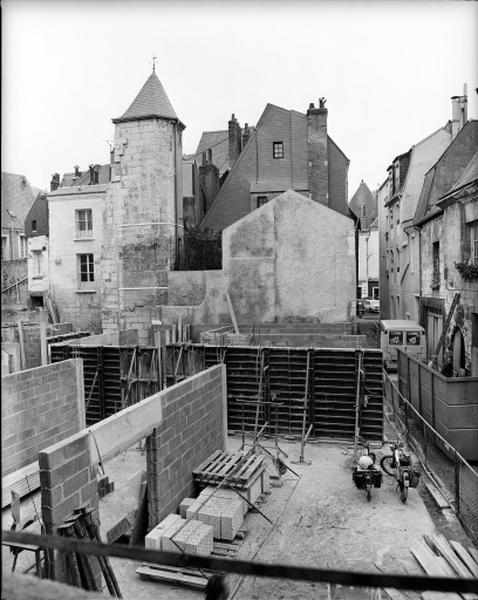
184, 130, 230, 176
112, 71, 182, 125
1, 172, 43, 228
348, 180, 377, 229
445, 149, 478, 194
414, 120, 478, 225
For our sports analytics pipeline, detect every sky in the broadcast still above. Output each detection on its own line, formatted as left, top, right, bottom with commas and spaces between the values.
2, 0, 477, 198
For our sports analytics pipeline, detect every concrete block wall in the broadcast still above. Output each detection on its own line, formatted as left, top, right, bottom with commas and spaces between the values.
146, 365, 226, 527
1, 359, 85, 478
39, 430, 101, 585
39, 430, 98, 532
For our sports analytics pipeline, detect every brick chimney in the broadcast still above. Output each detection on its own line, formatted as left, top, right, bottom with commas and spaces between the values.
451, 84, 468, 139
199, 148, 220, 214
228, 113, 242, 167
242, 123, 251, 147
50, 173, 60, 192
307, 98, 328, 206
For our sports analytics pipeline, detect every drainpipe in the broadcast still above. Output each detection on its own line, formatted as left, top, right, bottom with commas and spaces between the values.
173, 123, 178, 265
415, 225, 423, 325
365, 233, 370, 296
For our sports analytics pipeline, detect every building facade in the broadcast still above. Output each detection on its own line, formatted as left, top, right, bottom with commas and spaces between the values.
413, 121, 478, 372
202, 99, 349, 231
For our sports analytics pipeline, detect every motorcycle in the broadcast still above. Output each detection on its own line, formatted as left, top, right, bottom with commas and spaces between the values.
380, 441, 420, 503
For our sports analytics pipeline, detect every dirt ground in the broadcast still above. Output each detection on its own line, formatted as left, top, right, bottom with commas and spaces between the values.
104, 432, 476, 600
2, 431, 476, 600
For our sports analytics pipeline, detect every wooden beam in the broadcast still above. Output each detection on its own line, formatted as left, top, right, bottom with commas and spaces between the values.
16, 321, 26, 370
2, 462, 39, 508
226, 292, 239, 334
3, 531, 478, 595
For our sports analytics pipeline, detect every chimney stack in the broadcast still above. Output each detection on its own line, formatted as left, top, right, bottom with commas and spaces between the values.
307, 98, 329, 206
243, 123, 251, 147
50, 173, 60, 192
228, 113, 242, 167
451, 84, 468, 138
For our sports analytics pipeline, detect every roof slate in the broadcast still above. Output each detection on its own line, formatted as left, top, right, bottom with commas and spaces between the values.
60, 165, 111, 188
444, 149, 478, 194
348, 181, 377, 229
113, 71, 180, 124
1, 172, 43, 228
414, 120, 478, 225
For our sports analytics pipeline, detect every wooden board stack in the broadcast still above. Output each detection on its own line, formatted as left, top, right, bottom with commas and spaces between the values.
410, 532, 478, 600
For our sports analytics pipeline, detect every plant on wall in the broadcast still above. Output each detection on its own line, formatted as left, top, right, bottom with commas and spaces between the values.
455, 257, 478, 281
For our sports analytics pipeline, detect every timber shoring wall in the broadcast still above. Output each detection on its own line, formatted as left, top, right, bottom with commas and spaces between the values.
50, 341, 383, 439
50, 345, 161, 425
170, 344, 383, 440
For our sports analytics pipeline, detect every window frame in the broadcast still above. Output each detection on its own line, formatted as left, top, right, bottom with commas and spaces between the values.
272, 141, 284, 159
75, 208, 93, 239
77, 253, 95, 289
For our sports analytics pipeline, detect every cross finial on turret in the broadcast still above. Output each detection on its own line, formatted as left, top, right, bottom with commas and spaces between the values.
152, 54, 157, 73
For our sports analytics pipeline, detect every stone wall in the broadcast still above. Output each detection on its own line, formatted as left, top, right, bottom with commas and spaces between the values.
101, 117, 182, 343
2, 359, 84, 478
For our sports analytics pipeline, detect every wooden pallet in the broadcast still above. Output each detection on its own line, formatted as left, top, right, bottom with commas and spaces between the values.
136, 563, 210, 590
211, 527, 248, 557
193, 451, 265, 486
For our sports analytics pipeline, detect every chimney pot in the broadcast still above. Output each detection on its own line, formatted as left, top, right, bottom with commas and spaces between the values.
309, 103, 315, 110
50, 173, 60, 192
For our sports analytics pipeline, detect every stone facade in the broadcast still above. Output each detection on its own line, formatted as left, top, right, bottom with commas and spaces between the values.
47, 186, 107, 332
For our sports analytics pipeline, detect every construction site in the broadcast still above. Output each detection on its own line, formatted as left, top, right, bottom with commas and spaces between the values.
2, 319, 478, 600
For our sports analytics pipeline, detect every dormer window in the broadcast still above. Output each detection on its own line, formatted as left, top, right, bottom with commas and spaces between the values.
273, 142, 284, 159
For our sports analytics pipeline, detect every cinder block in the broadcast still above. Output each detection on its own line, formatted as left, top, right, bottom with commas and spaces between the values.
219, 497, 243, 541
145, 514, 181, 550
160, 515, 185, 552
172, 519, 213, 555
179, 497, 196, 518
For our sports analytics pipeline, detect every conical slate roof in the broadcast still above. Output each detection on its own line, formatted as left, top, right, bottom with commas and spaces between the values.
113, 71, 181, 124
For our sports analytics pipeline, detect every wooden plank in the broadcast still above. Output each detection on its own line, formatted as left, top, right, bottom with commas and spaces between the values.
136, 565, 208, 590
468, 548, 478, 565
2, 462, 40, 508
411, 541, 461, 600
424, 482, 450, 509
17, 321, 26, 369
226, 292, 240, 334
449, 541, 478, 578
430, 533, 474, 578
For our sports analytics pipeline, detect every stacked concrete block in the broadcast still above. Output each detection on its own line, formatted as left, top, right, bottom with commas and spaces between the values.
187, 489, 244, 541
179, 497, 197, 519
171, 519, 213, 555
145, 514, 180, 550
145, 513, 213, 555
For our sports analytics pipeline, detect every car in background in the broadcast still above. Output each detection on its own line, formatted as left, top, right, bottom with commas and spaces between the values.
363, 298, 380, 313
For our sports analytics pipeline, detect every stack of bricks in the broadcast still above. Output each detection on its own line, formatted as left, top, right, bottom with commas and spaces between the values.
145, 513, 213, 555
97, 474, 114, 499
182, 487, 244, 541
146, 365, 226, 528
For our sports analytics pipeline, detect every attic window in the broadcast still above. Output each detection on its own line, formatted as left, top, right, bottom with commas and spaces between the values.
257, 196, 268, 208
273, 142, 284, 159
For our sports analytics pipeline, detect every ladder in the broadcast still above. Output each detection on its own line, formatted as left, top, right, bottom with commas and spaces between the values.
433, 292, 460, 360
